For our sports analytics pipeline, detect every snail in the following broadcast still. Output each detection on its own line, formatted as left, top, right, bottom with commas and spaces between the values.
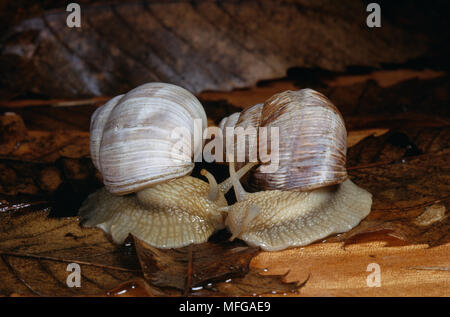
220, 159, 372, 251
79, 165, 252, 248
79, 82, 252, 248
217, 88, 348, 192
213, 89, 372, 251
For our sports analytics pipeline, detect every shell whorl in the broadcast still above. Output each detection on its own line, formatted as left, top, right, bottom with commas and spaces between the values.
90, 82, 207, 195
219, 88, 347, 191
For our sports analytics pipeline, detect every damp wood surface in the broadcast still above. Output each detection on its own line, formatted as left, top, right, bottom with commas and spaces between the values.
0, 70, 449, 297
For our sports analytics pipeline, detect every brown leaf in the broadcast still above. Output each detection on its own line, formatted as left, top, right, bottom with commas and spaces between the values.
134, 234, 305, 296
0, 1, 439, 98
105, 278, 164, 297
347, 126, 450, 167
339, 131, 450, 246
0, 113, 27, 155
0, 206, 141, 296
199, 75, 450, 129
2, 129, 90, 163
194, 271, 307, 297
0, 113, 100, 206
250, 235, 450, 296
0, 112, 90, 164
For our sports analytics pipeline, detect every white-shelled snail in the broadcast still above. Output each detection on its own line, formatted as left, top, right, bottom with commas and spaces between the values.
79, 82, 241, 248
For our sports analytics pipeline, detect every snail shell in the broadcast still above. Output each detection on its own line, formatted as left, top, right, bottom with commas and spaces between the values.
218, 89, 347, 192
90, 82, 207, 195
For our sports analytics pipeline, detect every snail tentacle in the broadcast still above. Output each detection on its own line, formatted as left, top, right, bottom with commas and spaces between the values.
200, 169, 219, 201
229, 158, 248, 202
219, 161, 258, 194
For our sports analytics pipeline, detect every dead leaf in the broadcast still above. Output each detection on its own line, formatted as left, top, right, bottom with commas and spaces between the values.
347, 128, 389, 148
105, 278, 164, 297
325, 69, 445, 88
202, 75, 450, 131
134, 234, 305, 296
0, 113, 27, 155
0, 206, 141, 296
0, 1, 439, 98
341, 148, 450, 246
344, 124, 450, 247
194, 271, 308, 297
0, 113, 100, 208
414, 204, 447, 227
251, 235, 450, 297
1, 129, 90, 163
0, 113, 90, 164
347, 126, 450, 167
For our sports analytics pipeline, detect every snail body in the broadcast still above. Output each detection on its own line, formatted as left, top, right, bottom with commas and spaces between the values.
80, 175, 226, 248
221, 160, 372, 251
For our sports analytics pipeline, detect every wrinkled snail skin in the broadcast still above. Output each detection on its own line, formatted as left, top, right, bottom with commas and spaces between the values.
80, 161, 257, 248
79, 175, 227, 248
80, 82, 228, 248
221, 161, 372, 252
217, 89, 348, 192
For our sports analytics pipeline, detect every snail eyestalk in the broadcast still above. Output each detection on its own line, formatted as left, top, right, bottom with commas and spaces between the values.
219, 160, 258, 195
228, 158, 248, 202
200, 169, 219, 201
